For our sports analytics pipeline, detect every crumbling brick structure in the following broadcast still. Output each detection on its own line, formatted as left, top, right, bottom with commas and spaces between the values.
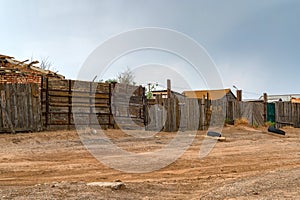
0, 54, 64, 84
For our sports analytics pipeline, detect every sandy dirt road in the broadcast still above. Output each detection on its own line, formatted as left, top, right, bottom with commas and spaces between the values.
0, 126, 299, 199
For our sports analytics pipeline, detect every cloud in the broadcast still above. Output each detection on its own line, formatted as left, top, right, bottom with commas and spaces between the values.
1, 0, 299, 95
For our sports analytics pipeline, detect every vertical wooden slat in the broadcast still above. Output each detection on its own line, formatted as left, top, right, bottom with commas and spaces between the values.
171, 98, 176, 131
1, 88, 8, 129
68, 79, 72, 130
0, 83, 41, 133
40, 77, 44, 130
89, 82, 92, 127
28, 84, 33, 131
263, 93, 268, 123
0, 85, 3, 129
108, 83, 112, 128
297, 104, 300, 128
12, 84, 17, 129
45, 78, 49, 129
178, 98, 186, 131
155, 96, 160, 131
22, 84, 28, 129
142, 87, 147, 127
175, 97, 179, 131
200, 98, 205, 130
6, 84, 13, 132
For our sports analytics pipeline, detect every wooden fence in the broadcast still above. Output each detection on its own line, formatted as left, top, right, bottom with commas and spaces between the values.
145, 98, 271, 131
41, 78, 145, 130
145, 95, 226, 132
0, 83, 41, 133
111, 83, 146, 130
275, 102, 300, 128
224, 101, 300, 128
1, 79, 300, 133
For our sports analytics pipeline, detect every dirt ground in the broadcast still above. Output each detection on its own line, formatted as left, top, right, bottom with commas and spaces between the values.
0, 125, 299, 199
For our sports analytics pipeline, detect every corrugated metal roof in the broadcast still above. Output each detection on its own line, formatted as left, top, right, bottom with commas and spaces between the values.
259, 94, 300, 102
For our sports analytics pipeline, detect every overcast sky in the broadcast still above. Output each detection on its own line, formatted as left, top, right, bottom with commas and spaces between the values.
1, 0, 299, 99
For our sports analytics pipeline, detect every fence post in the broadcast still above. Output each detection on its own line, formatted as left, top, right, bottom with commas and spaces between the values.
167, 79, 171, 98
236, 90, 242, 101
263, 93, 268, 123
45, 77, 49, 129
89, 82, 92, 127
142, 86, 147, 127
110, 82, 117, 129
201, 96, 206, 130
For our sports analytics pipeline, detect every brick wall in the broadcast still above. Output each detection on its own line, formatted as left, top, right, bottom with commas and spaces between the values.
0, 73, 42, 84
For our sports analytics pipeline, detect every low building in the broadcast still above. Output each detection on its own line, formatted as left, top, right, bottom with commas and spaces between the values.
258, 94, 300, 103
151, 89, 185, 99
291, 97, 300, 103
182, 89, 236, 101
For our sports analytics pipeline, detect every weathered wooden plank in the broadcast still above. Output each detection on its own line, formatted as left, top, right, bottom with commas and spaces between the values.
50, 103, 109, 108
186, 99, 191, 130
297, 104, 300, 128
6, 84, 14, 131
275, 102, 283, 128
48, 79, 69, 88
48, 91, 110, 99
11, 84, 17, 129
0, 90, 3, 129
199, 98, 205, 130
16, 84, 22, 129
32, 83, 41, 131
28, 84, 34, 130
1, 89, 8, 129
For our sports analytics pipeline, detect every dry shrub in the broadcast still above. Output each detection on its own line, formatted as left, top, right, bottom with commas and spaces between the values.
281, 125, 294, 129
234, 118, 249, 126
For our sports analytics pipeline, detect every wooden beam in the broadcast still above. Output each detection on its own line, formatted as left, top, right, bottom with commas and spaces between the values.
167, 79, 171, 99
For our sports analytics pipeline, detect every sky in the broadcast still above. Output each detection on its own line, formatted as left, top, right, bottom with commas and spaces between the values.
1, 0, 300, 99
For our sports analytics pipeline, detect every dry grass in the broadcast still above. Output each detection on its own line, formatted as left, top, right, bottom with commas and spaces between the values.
281, 125, 294, 129
234, 118, 249, 126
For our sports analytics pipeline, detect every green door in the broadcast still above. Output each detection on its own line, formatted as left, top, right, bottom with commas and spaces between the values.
267, 103, 275, 122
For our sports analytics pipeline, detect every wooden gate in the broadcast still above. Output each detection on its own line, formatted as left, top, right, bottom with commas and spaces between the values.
275, 102, 300, 128
0, 83, 41, 133
267, 103, 275, 122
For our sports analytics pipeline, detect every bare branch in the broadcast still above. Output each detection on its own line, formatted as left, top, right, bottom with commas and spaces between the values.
117, 68, 135, 85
